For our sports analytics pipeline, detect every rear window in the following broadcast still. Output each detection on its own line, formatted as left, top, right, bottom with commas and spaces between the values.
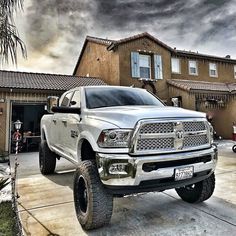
85, 87, 164, 109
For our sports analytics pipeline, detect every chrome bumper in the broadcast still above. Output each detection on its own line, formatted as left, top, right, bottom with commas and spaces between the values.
96, 145, 217, 186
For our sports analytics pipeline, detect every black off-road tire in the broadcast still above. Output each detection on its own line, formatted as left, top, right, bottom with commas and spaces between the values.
232, 145, 236, 153
39, 140, 57, 175
74, 160, 113, 230
175, 172, 215, 203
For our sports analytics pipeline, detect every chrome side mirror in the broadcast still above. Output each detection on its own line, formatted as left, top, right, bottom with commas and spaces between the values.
47, 96, 59, 113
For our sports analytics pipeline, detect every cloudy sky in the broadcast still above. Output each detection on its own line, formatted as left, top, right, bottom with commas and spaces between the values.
4, 0, 236, 75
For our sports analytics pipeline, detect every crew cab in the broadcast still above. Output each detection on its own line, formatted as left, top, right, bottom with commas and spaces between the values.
40, 86, 217, 230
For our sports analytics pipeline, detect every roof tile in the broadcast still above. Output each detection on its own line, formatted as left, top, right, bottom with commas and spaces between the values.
167, 79, 236, 93
0, 70, 106, 91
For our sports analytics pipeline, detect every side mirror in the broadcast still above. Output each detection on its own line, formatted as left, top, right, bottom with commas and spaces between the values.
47, 96, 59, 113
51, 106, 81, 114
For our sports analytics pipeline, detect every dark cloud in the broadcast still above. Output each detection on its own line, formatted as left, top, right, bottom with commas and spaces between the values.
25, 0, 95, 50
6, 0, 236, 74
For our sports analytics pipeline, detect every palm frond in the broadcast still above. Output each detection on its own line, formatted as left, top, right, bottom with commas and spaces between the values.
0, 177, 10, 191
0, 0, 26, 66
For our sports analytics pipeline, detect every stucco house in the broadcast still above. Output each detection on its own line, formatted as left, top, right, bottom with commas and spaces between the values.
73, 32, 236, 138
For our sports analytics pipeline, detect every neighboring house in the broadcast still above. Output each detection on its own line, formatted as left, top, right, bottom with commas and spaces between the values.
0, 70, 105, 153
73, 32, 236, 138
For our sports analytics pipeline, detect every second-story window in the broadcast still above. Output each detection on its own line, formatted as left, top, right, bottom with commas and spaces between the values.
131, 52, 163, 80
139, 54, 151, 79
234, 65, 236, 79
171, 58, 181, 74
188, 60, 198, 75
209, 63, 218, 77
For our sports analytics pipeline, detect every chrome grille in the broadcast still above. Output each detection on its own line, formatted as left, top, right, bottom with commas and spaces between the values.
137, 138, 174, 151
184, 134, 208, 148
133, 119, 210, 154
183, 122, 206, 132
139, 122, 173, 134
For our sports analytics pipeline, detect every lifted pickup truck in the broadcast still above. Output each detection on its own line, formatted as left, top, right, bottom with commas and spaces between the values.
40, 86, 217, 230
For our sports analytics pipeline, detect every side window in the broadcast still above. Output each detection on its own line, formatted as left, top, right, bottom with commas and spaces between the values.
70, 90, 81, 107
209, 63, 218, 77
189, 60, 198, 75
171, 58, 181, 74
61, 92, 73, 107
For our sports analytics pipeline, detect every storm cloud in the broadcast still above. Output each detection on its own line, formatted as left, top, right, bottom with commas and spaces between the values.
5, 0, 236, 74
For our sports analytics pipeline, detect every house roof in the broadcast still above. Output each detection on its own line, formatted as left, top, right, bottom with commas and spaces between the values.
167, 79, 236, 93
86, 36, 115, 46
175, 50, 236, 64
0, 70, 106, 92
107, 32, 174, 52
73, 32, 236, 75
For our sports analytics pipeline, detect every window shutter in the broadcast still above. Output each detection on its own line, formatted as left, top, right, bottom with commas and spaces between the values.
154, 54, 163, 80
131, 52, 140, 78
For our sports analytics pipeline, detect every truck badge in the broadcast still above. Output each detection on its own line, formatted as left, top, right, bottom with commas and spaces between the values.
71, 130, 78, 138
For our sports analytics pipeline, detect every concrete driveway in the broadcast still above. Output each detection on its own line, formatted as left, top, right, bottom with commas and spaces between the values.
12, 141, 236, 235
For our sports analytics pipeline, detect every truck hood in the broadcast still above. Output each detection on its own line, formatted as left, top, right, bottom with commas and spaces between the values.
86, 106, 206, 128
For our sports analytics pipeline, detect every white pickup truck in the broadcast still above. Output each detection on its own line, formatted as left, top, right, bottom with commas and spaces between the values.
40, 86, 217, 230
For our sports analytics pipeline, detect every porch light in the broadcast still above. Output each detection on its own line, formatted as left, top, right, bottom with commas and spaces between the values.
14, 120, 22, 130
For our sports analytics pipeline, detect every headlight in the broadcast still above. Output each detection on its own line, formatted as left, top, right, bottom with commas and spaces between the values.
97, 129, 132, 148
208, 122, 214, 144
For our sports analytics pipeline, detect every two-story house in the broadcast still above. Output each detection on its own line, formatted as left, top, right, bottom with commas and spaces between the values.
73, 32, 236, 138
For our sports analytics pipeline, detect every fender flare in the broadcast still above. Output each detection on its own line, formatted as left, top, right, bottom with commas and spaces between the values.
77, 131, 99, 162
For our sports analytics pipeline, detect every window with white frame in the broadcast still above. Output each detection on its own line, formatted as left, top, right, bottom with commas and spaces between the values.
171, 58, 180, 74
188, 60, 198, 75
131, 52, 163, 80
234, 65, 236, 79
209, 63, 218, 77
139, 54, 151, 79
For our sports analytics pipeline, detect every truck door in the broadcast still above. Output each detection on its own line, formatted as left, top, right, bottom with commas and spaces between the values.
64, 90, 81, 160
53, 91, 74, 154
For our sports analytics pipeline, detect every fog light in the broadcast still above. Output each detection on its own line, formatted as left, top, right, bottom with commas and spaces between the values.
109, 163, 128, 175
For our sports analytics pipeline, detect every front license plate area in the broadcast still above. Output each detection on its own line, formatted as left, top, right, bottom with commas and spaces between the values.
174, 166, 194, 181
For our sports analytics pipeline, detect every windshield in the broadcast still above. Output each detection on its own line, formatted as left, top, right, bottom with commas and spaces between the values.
85, 87, 164, 109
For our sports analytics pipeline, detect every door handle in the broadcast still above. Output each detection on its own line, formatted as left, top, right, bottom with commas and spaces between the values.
52, 119, 56, 124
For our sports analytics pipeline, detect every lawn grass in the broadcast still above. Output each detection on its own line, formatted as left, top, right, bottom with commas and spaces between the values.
0, 201, 18, 236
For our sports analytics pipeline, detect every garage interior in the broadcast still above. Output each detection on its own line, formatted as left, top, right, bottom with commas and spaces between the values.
11, 103, 46, 153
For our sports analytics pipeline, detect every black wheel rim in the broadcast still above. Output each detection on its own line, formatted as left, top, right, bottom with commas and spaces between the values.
185, 184, 196, 191
77, 175, 88, 214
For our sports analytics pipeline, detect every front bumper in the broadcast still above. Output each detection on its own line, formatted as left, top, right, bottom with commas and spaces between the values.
96, 145, 217, 190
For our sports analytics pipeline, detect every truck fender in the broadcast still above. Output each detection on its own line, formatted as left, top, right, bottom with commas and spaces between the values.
78, 130, 99, 153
